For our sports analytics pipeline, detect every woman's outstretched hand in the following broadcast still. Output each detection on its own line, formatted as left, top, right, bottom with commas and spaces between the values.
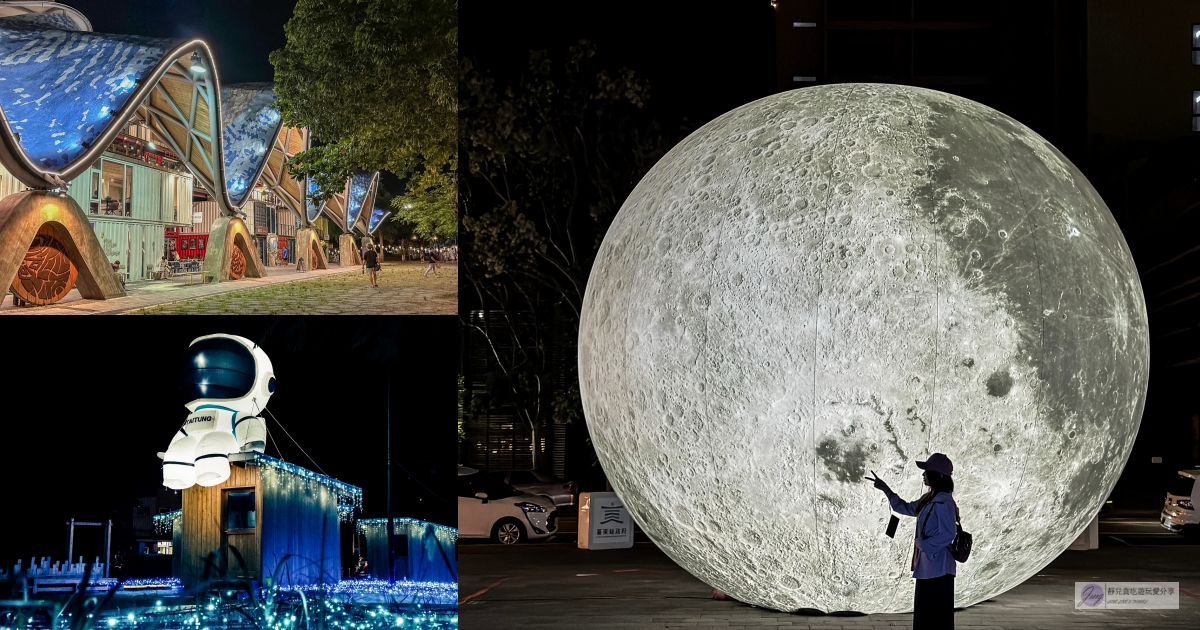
866, 470, 891, 494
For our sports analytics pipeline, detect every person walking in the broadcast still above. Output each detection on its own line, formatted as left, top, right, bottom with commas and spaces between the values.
363, 244, 379, 288
868, 453, 959, 629
422, 248, 440, 278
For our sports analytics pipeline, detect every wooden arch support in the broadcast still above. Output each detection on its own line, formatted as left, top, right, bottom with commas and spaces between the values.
0, 191, 125, 304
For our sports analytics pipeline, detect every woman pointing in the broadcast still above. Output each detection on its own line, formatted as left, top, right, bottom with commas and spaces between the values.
867, 453, 959, 629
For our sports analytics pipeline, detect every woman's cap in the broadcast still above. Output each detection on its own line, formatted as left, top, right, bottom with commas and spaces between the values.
916, 452, 953, 476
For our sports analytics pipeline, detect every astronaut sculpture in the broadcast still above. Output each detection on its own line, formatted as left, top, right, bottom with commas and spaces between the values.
160, 334, 276, 489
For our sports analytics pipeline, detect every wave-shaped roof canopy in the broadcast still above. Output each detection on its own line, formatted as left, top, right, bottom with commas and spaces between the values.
0, 8, 383, 227
0, 2, 91, 32
0, 22, 183, 178
304, 169, 380, 232
258, 124, 308, 218
345, 170, 379, 232
220, 83, 282, 207
367, 206, 392, 235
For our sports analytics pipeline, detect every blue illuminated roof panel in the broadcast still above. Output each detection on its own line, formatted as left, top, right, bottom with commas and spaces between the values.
0, 24, 182, 171
220, 84, 281, 207
367, 207, 391, 234
345, 170, 374, 229
305, 178, 322, 224
0, 13, 82, 31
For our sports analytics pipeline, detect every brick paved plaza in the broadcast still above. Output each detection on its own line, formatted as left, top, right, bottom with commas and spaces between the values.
0, 261, 455, 315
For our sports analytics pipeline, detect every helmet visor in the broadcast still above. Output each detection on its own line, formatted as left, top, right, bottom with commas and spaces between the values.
181, 337, 255, 402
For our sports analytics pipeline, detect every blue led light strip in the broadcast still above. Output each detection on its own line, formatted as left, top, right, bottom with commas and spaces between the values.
358, 518, 458, 545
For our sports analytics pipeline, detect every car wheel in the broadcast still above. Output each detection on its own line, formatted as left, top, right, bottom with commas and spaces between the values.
493, 519, 525, 545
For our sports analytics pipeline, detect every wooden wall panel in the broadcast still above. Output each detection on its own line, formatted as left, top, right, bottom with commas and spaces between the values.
179, 463, 262, 587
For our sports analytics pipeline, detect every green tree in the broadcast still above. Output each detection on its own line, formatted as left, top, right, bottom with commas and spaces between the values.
270, 0, 456, 230
460, 42, 675, 471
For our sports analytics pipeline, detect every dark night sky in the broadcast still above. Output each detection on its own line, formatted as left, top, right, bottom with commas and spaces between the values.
62, 0, 298, 83
461, 2, 1200, 505
461, 0, 776, 133
2, 316, 456, 568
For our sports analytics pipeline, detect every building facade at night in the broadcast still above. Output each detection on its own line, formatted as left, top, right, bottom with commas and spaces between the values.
0, 2, 382, 300
0, 119, 195, 283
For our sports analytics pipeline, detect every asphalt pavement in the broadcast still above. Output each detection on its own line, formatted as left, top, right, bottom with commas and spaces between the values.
460, 511, 1200, 629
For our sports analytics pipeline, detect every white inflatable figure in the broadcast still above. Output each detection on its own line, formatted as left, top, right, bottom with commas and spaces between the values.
160, 334, 276, 489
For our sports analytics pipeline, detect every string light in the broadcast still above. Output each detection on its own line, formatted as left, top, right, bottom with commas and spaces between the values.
278, 580, 457, 605
154, 509, 182, 534
253, 454, 362, 521
157, 454, 361, 545
358, 519, 457, 546
79, 586, 457, 630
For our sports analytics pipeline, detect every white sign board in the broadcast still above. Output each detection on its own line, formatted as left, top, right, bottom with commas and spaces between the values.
192, 212, 204, 224
578, 491, 634, 550
1075, 582, 1179, 609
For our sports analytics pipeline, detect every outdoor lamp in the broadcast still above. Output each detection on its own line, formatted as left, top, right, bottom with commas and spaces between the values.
189, 52, 206, 74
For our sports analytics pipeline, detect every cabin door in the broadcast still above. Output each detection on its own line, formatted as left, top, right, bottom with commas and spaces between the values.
221, 488, 259, 580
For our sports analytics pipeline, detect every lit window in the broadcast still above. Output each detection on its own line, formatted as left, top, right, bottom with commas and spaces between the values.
125, 165, 134, 216
1193, 25, 1200, 64
90, 171, 100, 214
1193, 91, 1200, 131
102, 161, 123, 215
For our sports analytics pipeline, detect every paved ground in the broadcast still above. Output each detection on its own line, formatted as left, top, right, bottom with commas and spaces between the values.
460, 534, 1200, 629
0, 261, 456, 315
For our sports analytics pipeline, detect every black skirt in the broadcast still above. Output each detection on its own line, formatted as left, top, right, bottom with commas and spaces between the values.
913, 573, 954, 629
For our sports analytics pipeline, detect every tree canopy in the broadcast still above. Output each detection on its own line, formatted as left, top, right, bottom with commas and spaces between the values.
460, 42, 677, 470
270, 0, 456, 236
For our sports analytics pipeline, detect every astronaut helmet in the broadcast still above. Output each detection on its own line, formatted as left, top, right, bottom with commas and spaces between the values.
180, 334, 275, 415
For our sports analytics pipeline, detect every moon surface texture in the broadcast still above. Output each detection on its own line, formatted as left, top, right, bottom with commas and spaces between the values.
577, 84, 1148, 613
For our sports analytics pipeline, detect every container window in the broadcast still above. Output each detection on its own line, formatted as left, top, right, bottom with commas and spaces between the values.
102, 160, 123, 215
226, 491, 256, 530
125, 165, 134, 216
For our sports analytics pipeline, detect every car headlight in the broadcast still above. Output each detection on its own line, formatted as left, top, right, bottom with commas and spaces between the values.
515, 502, 546, 513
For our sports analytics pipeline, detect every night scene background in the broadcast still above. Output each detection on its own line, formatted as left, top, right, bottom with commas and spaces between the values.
1, 316, 456, 577
62, 0, 297, 83
460, 0, 1200, 522
56, 0, 414, 227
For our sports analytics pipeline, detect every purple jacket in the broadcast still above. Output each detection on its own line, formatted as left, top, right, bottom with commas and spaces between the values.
885, 489, 958, 579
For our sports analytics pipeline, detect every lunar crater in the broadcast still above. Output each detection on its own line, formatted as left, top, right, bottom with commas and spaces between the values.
579, 84, 1148, 613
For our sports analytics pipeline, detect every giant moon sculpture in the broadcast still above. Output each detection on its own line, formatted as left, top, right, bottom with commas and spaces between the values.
577, 84, 1149, 613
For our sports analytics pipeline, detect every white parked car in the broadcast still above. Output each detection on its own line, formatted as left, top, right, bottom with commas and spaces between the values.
458, 466, 558, 544
1160, 468, 1199, 535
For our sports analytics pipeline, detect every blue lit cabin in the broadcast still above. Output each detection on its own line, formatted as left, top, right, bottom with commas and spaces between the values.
174, 453, 361, 588
359, 518, 457, 583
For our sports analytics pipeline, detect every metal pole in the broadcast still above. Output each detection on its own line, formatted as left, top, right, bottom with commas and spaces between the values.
386, 363, 395, 584
66, 519, 74, 566
103, 520, 112, 578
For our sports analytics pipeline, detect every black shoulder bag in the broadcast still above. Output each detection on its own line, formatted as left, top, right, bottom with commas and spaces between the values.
951, 505, 972, 563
